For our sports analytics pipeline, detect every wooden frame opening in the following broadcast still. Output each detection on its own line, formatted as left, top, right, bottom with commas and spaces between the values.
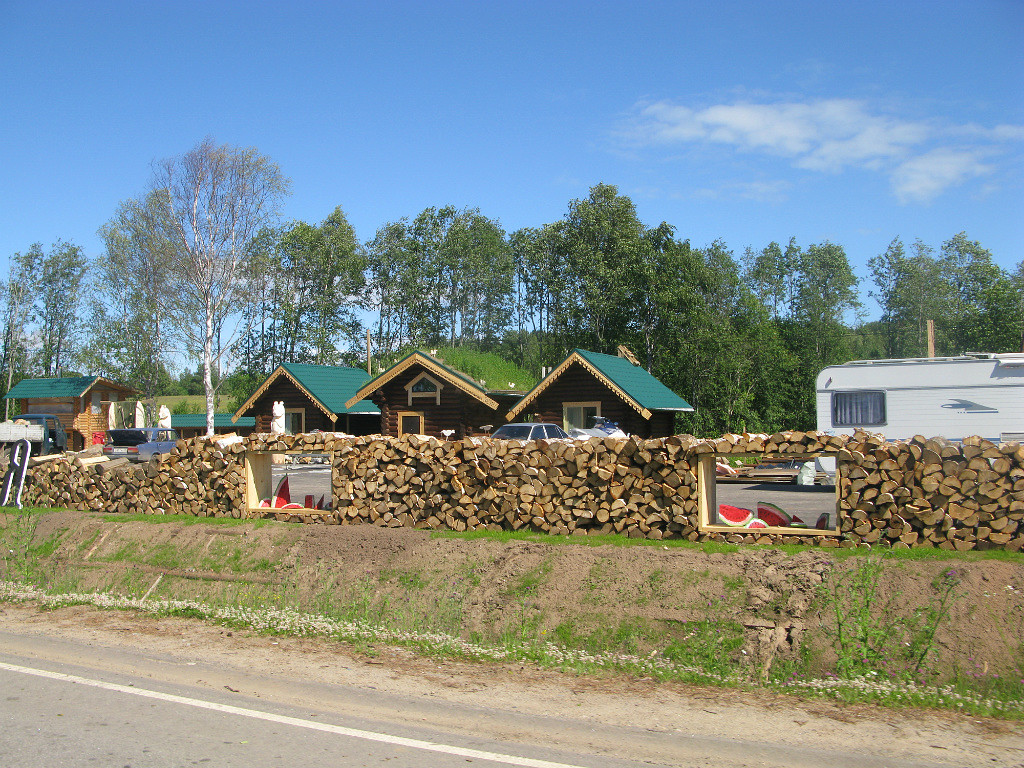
284, 407, 305, 435
405, 372, 443, 405
245, 449, 334, 514
697, 454, 841, 536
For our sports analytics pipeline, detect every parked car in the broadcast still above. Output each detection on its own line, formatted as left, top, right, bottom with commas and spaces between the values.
490, 423, 570, 441
103, 428, 179, 462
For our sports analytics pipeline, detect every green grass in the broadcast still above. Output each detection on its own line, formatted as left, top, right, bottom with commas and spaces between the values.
431, 527, 1024, 562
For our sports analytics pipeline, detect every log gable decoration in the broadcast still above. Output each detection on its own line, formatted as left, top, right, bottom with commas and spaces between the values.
233, 363, 381, 435
506, 348, 695, 438
346, 351, 503, 439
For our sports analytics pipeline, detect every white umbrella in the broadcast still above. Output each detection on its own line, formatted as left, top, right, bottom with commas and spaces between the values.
135, 401, 145, 428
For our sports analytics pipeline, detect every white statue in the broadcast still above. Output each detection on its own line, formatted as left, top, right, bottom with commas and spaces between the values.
271, 401, 285, 434
157, 405, 172, 429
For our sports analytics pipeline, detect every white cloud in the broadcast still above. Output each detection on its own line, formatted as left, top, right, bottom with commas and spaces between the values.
891, 148, 993, 204
624, 97, 1021, 203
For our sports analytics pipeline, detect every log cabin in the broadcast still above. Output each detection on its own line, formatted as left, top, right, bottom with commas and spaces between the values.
345, 351, 523, 438
505, 348, 694, 438
4, 376, 138, 450
232, 363, 381, 435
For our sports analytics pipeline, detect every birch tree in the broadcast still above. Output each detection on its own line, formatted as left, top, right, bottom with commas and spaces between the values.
153, 138, 290, 435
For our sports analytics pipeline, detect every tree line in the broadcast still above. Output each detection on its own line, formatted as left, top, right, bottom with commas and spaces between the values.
3, 139, 1022, 435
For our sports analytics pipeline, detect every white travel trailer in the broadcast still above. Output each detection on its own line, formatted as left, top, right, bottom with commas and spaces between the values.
816, 353, 1024, 443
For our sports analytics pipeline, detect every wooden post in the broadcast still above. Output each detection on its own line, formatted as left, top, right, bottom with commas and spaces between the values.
927, 319, 935, 358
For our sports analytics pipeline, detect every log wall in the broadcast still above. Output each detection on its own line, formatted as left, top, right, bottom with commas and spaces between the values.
374, 367, 502, 439
20, 430, 1024, 551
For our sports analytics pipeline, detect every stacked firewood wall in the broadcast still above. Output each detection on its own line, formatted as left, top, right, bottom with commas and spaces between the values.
25, 438, 247, 517
325, 433, 700, 538
19, 430, 1024, 551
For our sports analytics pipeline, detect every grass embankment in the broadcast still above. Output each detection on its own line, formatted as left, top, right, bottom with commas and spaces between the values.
1, 507, 1022, 720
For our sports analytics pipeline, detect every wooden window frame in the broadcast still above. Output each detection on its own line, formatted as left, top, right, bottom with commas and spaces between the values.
284, 407, 305, 435
398, 410, 425, 435
405, 372, 443, 405
562, 401, 601, 432
697, 454, 842, 536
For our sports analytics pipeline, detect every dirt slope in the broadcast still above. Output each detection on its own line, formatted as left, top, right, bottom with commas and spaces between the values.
3, 509, 1023, 682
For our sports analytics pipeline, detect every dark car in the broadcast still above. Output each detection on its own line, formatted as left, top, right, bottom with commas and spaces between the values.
490, 423, 570, 441
103, 427, 179, 462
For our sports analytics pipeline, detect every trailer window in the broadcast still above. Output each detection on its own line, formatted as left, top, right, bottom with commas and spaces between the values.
832, 391, 886, 426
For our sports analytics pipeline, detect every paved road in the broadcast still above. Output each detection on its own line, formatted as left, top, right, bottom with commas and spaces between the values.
1, 617, 1012, 768
272, 464, 332, 506
0, 650, 645, 768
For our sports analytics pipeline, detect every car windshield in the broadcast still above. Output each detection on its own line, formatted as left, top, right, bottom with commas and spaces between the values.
493, 425, 533, 439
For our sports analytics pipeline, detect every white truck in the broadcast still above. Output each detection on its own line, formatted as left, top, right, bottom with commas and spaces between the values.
816, 353, 1024, 443
0, 414, 68, 456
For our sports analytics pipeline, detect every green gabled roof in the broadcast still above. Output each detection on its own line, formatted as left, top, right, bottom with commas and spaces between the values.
281, 363, 381, 414
234, 363, 380, 424
574, 350, 694, 412
345, 350, 499, 410
4, 376, 135, 400
171, 414, 255, 429
507, 348, 693, 420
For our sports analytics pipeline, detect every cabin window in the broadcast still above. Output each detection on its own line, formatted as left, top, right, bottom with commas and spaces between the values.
399, 411, 424, 435
832, 391, 886, 427
284, 408, 305, 435
405, 373, 443, 405
563, 401, 600, 431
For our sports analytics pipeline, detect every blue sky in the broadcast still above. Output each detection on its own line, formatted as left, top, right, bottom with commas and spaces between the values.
2, 1, 1022, 318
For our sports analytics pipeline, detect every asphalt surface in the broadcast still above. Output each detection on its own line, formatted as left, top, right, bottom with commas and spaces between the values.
0, 649, 648, 768
715, 481, 839, 527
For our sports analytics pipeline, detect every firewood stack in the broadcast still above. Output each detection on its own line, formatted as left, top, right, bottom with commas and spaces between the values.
19, 430, 1024, 551
831, 434, 1024, 552
326, 433, 702, 538
25, 436, 248, 518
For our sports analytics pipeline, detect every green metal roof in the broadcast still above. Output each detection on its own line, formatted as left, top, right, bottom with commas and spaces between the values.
573, 349, 694, 412
279, 363, 380, 415
171, 414, 255, 429
6, 376, 105, 399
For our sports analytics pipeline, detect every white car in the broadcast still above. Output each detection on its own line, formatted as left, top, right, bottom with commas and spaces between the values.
491, 423, 570, 441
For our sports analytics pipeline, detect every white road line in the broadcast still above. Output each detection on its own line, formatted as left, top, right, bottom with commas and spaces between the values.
0, 661, 589, 768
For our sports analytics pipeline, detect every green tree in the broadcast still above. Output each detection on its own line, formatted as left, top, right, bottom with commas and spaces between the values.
266, 206, 366, 366
89, 191, 177, 398
34, 240, 87, 378
153, 137, 290, 435
366, 206, 513, 359
1, 248, 39, 417
868, 237, 947, 358
938, 232, 1008, 353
